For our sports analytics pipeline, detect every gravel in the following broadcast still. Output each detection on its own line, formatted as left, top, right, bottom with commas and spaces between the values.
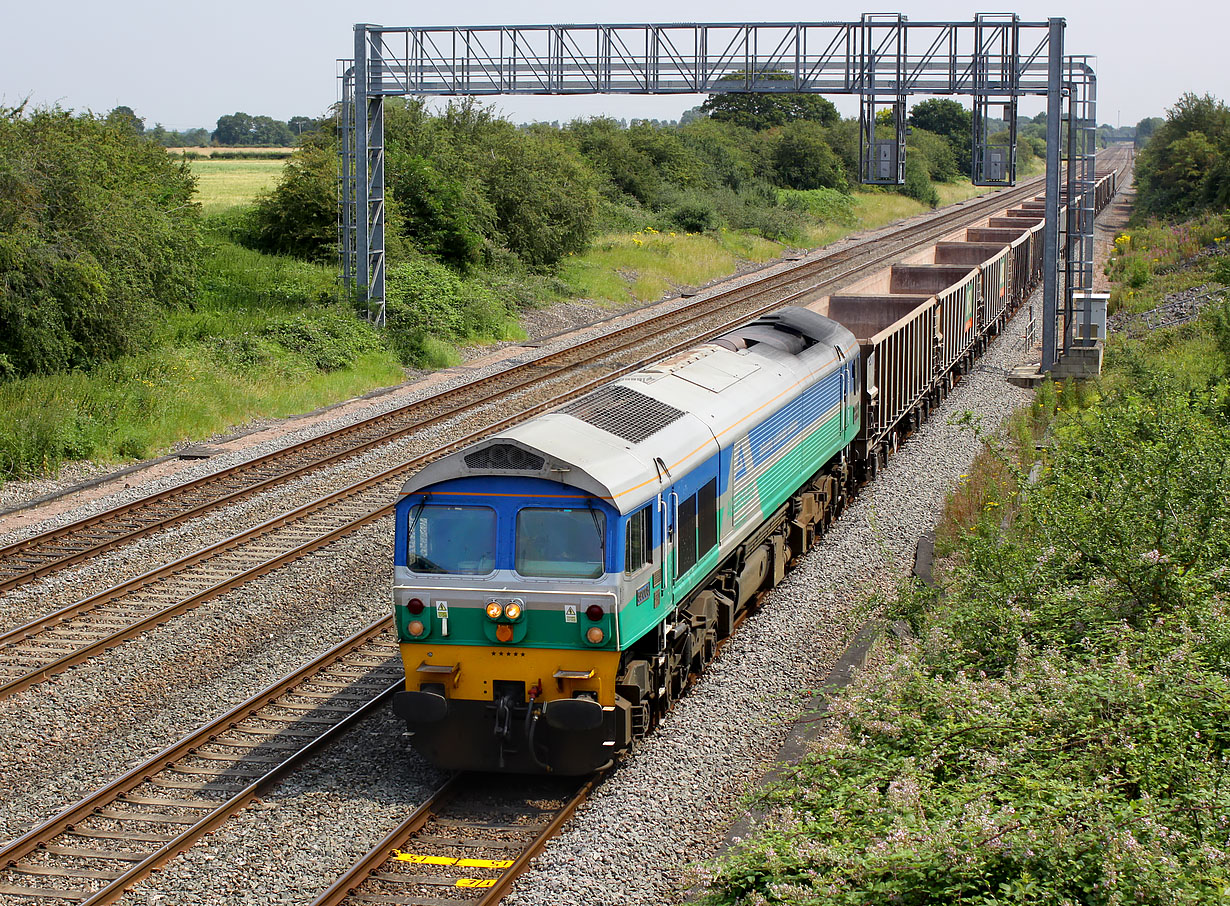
0, 516, 395, 847
1108, 281, 1228, 334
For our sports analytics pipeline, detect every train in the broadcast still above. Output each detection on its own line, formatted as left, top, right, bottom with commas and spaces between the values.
390, 170, 1118, 774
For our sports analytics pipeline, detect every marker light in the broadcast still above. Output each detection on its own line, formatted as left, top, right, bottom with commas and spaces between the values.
586, 627, 605, 644
504, 602, 522, 620
408, 620, 425, 637
486, 601, 503, 620
496, 624, 514, 643
586, 604, 604, 621
407, 598, 425, 615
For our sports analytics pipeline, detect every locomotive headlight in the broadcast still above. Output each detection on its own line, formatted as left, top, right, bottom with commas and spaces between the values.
586, 626, 605, 644
504, 602, 522, 620
496, 624, 514, 643
485, 601, 503, 620
408, 620, 425, 637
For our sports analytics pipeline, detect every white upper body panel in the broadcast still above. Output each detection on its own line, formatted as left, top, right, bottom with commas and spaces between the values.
401, 309, 858, 515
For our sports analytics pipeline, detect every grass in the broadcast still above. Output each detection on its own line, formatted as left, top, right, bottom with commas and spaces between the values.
558, 179, 1007, 306
558, 227, 783, 305
0, 338, 404, 476
190, 159, 284, 214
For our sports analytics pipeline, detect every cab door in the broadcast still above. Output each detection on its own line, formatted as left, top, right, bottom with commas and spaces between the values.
656, 491, 671, 610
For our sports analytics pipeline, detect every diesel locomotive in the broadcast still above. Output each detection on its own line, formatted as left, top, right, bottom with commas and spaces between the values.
390, 169, 1118, 774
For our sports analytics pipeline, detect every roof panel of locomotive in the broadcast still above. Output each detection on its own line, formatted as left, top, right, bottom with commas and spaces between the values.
400, 327, 855, 515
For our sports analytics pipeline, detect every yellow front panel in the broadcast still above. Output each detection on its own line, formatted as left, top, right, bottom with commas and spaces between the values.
402, 644, 622, 707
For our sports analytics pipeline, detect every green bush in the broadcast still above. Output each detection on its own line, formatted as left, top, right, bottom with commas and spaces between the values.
779, 187, 858, 225
261, 309, 381, 371
0, 106, 200, 378
383, 257, 518, 366
768, 121, 848, 191
239, 142, 338, 263
901, 154, 940, 207
668, 196, 722, 233
907, 127, 960, 182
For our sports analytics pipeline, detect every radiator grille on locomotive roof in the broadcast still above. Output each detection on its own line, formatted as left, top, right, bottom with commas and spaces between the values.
563, 384, 685, 443
464, 444, 546, 471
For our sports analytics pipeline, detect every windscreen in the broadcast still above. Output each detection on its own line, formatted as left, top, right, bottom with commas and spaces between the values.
516, 507, 606, 579
407, 505, 496, 575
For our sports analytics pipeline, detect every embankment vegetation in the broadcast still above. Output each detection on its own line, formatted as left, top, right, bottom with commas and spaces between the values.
699, 93, 1230, 906
0, 104, 403, 481
237, 96, 1021, 370
1, 92, 1042, 484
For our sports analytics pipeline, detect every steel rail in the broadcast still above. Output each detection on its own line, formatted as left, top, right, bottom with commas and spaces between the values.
310, 774, 599, 906
0, 174, 1049, 594
0, 174, 1064, 702
0, 619, 403, 904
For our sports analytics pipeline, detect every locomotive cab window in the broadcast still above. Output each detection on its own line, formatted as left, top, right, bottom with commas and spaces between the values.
624, 505, 653, 575
407, 505, 495, 575
516, 507, 606, 579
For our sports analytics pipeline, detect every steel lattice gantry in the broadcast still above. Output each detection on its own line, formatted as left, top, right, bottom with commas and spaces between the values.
339, 16, 1098, 371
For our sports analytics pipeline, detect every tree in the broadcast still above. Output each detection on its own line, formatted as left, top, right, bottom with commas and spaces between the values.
568, 117, 663, 204
701, 72, 839, 131
212, 112, 255, 145
106, 105, 144, 135
288, 115, 319, 139
769, 121, 847, 191
1135, 116, 1164, 148
251, 115, 293, 146
908, 99, 973, 174
908, 99, 971, 139
484, 130, 598, 267
1135, 93, 1230, 217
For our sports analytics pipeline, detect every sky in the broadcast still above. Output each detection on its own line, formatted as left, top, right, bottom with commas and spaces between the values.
2, 1, 1225, 133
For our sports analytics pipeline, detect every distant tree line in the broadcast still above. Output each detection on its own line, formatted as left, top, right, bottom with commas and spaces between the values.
104, 104, 324, 147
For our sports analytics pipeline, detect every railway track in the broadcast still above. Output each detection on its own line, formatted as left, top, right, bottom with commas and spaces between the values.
0, 621, 403, 905
0, 174, 1052, 598
0, 173, 1093, 704
311, 774, 595, 906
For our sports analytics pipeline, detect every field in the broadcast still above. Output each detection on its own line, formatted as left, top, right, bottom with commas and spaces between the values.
190, 159, 285, 214
168, 146, 296, 157
557, 174, 1030, 307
